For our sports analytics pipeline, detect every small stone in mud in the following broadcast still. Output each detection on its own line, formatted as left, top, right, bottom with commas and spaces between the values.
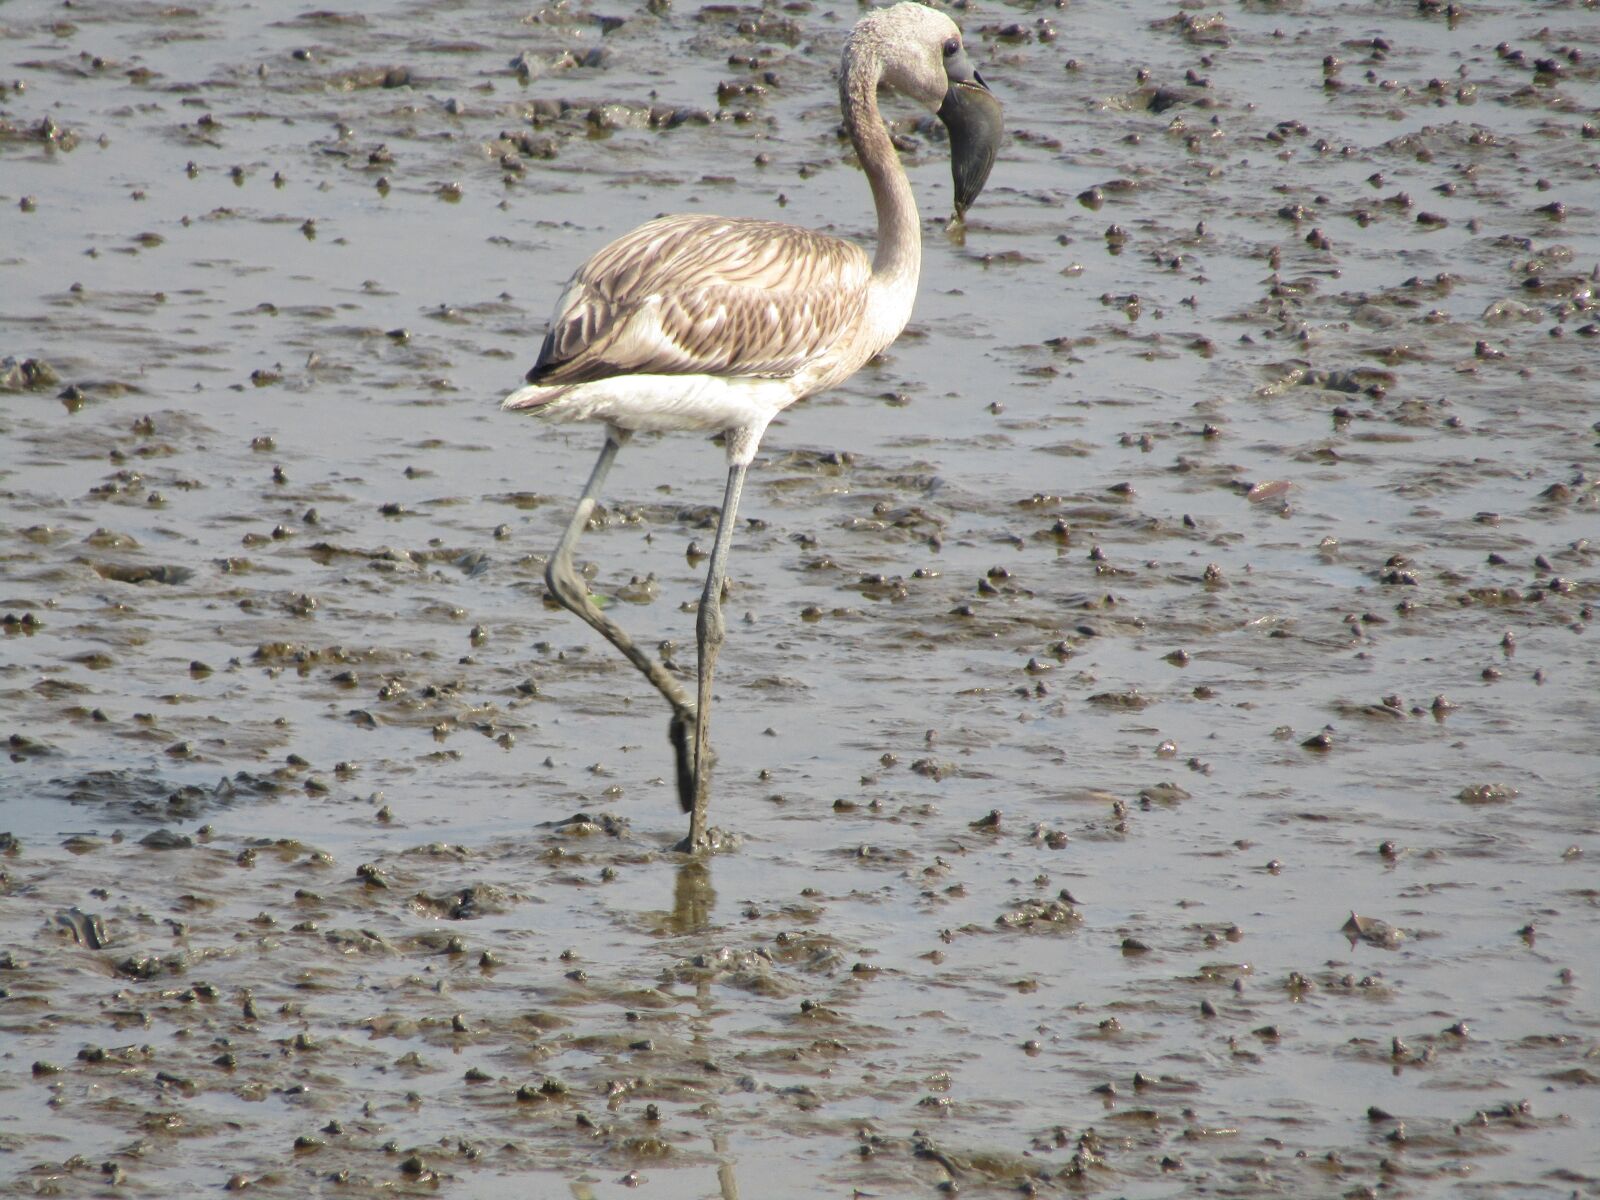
1342, 912, 1404, 948
139, 829, 193, 849
996, 899, 1082, 930
53, 907, 109, 948
117, 954, 165, 979
0, 356, 59, 391
356, 862, 389, 886
1458, 783, 1516, 804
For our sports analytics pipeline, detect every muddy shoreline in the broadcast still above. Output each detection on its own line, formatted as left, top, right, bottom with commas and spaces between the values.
3, 0, 1598, 1195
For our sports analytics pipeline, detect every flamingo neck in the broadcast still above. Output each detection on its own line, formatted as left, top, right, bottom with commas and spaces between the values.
841, 53, 920, 288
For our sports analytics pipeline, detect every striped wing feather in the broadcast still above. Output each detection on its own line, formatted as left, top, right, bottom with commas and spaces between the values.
528, 215, 871, 386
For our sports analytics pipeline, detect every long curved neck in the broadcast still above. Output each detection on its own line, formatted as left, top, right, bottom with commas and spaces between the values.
841, 50, 920, 285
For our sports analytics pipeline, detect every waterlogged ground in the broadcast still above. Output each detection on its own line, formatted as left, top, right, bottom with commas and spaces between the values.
2, 0, 1598, 1195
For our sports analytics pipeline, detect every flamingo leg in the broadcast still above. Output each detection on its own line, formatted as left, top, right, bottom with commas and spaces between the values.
684, 457, 749, 852
544, 429, 699, 811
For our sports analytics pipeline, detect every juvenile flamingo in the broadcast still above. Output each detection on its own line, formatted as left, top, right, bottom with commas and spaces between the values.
503, 3, 1001, 850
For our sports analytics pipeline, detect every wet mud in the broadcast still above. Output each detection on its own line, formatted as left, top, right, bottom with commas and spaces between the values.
2, 0, 1598, 1196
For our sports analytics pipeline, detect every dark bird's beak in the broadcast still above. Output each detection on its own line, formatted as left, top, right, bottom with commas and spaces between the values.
938, 60, 1001, 216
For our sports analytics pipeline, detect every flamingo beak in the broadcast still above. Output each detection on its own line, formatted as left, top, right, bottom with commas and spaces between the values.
938, 72, 1001, 216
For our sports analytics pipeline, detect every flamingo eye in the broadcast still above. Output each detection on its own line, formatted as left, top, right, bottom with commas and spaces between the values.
943, 37, 960, 57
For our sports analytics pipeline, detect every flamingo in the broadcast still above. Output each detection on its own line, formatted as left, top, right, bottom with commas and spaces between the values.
503, 3, 1001, 850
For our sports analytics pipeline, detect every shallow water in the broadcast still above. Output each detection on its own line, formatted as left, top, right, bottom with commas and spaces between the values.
2, 0, 1598, 1195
